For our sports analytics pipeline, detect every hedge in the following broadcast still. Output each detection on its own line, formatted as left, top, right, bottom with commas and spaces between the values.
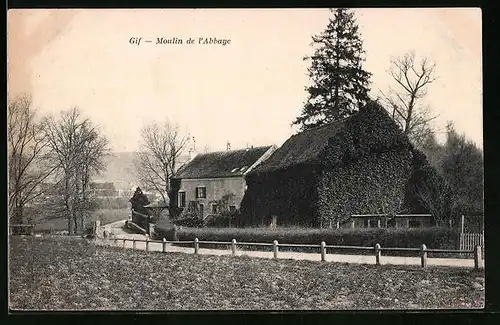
166, 226, 460, 257
152, 219, 178, 241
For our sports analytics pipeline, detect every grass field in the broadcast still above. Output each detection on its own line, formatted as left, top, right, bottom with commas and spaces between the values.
9, 236, 484, 310
32, 208, 129, 233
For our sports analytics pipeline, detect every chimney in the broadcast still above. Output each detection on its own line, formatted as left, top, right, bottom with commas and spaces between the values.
227, 141, 231, 151
189, 148, 196, 160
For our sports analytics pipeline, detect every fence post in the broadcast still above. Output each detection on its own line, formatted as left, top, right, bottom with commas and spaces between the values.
474, 245, 483, 270
114, 238, 118, 246
133, 238, 136, 250
30, 225, 34, 236
321, 241, 326, 262
420, 244, 427, 268
273, 240, 279, 259
461, 215, 465, 234
375, 243, 381, 265
336, 221, 340, 229
351, 220, 355, 229
146, 237, 149, 252
231, 239, 237, 256
123, 239, 126, 248
162, 238, 167, 253
194, 238, 199, 254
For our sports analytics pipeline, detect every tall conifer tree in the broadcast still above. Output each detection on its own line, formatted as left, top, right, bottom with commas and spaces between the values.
294, 8, 372, 130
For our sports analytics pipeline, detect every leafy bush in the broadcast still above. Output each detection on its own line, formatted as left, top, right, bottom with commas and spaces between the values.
168, 207, 184, 220
204, 212, 237, 227
153, 219, 178, 240
172, 215, 204, 228
129, 187, 150, 215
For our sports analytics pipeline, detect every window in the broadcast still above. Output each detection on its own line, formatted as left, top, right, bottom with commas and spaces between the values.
178, 191, 186, 208
368, 220, 380, 228
196, 186, 206, 199
212, 204, 218, 214
387, 219, 396, 228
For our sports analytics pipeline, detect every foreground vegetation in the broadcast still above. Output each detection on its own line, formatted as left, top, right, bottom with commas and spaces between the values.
9, 236, 483, 310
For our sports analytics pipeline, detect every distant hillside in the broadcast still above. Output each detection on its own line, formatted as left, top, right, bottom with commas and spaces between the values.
93, 152, 138, 191
93, 152, 191, 191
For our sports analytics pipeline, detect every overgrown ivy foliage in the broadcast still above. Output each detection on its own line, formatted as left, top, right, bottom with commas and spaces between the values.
318, 150, 413, 223
317, 102, 440, 223
242, 101, 441, 227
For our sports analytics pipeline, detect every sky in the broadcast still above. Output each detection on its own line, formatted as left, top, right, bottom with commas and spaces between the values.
7, 8, 482, 153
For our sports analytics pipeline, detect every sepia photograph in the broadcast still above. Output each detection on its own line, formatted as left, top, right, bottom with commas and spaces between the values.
7, 8, 484, 311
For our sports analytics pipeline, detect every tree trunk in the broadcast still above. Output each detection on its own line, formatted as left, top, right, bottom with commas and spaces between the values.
73, 211, 78, 235
404, 97, 415, 134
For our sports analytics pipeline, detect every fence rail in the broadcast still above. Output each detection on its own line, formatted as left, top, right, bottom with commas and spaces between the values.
102, 236, 484, 270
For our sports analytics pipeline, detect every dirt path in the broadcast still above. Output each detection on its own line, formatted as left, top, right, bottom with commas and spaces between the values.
95, 220, 481, 269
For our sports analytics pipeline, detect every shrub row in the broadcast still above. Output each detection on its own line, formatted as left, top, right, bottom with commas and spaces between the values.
152, 219, 179, 240
168, 227, 459, 255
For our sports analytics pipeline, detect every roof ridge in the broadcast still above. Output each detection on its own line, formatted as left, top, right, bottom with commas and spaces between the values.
197, 145, 271, 155
294, 113, 358, 135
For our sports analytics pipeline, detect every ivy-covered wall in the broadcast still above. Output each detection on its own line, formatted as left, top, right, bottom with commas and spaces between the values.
318, 149, 413, 225
315, 102, 421, 224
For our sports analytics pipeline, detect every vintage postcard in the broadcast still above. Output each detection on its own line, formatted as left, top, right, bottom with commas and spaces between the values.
7, 8, 483, 311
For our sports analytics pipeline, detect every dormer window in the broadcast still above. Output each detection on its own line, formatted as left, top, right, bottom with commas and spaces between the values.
240, 166, 247, 172
231, 168, 239, 173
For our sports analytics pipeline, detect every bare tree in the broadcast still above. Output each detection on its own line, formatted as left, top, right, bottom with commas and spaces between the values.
416, 123, 483, 224
380, 51, 438, 148
415, 170, 456, 225
7, 95, 56, 225
74, 121, 110, 231
134, 120, 190, 203
43, 108, 110, 234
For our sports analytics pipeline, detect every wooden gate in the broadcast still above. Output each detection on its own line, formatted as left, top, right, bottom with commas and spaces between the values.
460, 232, 484, 257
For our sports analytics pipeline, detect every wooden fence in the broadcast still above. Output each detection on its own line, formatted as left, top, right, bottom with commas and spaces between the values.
460, 232, 484, 256
103, 236, 484, 270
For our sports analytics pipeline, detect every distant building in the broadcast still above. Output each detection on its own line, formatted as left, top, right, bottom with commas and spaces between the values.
170, 145, 277, 219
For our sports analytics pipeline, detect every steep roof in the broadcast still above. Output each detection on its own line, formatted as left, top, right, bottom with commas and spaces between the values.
249, 102, 410, 175
249, 117, 349, 174
173, 146, 273, 179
